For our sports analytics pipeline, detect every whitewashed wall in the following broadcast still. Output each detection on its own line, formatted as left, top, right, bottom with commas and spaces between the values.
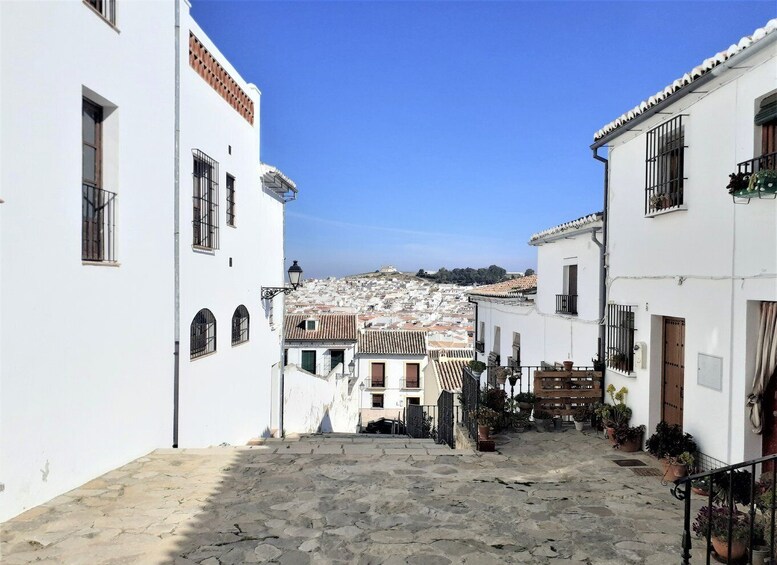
474, 226, 602, 381
283, 364, 360, 433
177, 9, 284, 447
285, 343, 356, 377
604, 38, 777, 464
357, 355, 429, 409
0, 1, 175, 521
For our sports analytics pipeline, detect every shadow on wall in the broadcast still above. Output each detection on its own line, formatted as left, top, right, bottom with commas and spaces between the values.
318, 409, 333, 433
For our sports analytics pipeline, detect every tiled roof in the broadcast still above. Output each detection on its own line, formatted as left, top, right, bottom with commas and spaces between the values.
467, 275, 538, 298
358, 330, 427, 355
260, 163, 298, 200
428, 348, 474, 360
285, 314, 357, 341
528, 212, 603, 245
434, 358, 468, 392
593, 19, 777, 143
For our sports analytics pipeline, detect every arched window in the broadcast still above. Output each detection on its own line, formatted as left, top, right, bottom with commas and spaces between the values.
232, 305, 249, 345
191, 308, 216, 359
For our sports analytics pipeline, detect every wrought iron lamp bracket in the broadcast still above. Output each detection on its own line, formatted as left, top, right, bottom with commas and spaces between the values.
261, 286, 294, 300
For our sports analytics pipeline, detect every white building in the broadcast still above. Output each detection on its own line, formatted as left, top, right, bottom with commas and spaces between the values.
0, 0, 292, 521
469, 213, 603, 388
592, 20, 777, 465
284, 314, 358, 377
357, 330, 429, 422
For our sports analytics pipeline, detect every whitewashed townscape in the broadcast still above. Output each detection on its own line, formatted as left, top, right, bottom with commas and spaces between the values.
0, 0, 293, 521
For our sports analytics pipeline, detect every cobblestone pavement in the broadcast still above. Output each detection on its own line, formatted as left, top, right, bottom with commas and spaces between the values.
1, 429, 690, 564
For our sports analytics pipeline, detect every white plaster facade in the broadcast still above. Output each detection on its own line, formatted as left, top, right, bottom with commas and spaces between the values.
285, 344, 356, 378
357, 355, 429, 411
282, 365, 360, 433
595, 26, 777, 464
0, 0, 289, 521
470, 217, 603, 388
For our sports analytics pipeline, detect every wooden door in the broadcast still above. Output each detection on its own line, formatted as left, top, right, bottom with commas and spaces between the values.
371, 363, 385, 388
662, 317, 685, 428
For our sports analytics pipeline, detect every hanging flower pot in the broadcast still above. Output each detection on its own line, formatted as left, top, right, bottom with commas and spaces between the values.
563, 360, 574, 371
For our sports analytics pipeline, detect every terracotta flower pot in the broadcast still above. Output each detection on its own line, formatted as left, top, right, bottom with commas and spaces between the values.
711, 537, 746, 562
478, 424, 490, 440
497, 375, 507, 386
606, 427, 617, 445
563, 361, 574, 371
670, 463, 688, 478
618, 436, 642, 452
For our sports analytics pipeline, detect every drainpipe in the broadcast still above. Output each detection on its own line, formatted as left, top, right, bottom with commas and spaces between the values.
172, 0, 181, 448
592, 147, 609, 369
279, 204, 286, 438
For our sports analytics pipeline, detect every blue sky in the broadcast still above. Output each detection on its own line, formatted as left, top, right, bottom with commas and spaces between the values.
191, 1, 775, 279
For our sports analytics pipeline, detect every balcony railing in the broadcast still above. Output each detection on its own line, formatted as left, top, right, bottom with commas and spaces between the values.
82, 184, 117, 262
556, 294, 578, 315
402, 377, 420, 389
737, 151, 777, 176
368, 377, 385, 388
730, 151, 777, 202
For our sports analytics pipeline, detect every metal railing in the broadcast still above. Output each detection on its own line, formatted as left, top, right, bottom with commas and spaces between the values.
405, 404, 438, 441
738, 151, 777, 176
85, 0, 116, 25
82, 184, 117, 262
437, 391, 456, 448
461, 367, 480, 446
672, 452, 777, 564
645, 115, 685, 214
368, 376, 385, 388
556, 294, 578, 315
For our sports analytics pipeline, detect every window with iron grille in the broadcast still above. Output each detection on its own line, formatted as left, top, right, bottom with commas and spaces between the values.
226, 174, 235, 227
82, 98, 117, 262
191, 308, 216, 359
607, 304, 635, 373
193, 150, 219, 249
231, 305, 249, 345
84, 0, 116, 25
372, 394, 384, 408
645, 115, 686, 214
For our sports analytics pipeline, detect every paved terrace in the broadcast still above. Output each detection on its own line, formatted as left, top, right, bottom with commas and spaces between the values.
2, 430, 688, 564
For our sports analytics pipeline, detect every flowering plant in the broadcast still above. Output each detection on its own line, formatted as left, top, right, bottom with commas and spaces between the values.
692, 506, 756, 543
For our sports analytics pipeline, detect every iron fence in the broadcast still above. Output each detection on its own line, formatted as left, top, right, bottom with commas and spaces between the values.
672, 452, 777, 564
82, 184, 117, 262
405, 404, 438, 441
461, 367, 479, 446
437, 391, 455, 448
738, 150, 777, 176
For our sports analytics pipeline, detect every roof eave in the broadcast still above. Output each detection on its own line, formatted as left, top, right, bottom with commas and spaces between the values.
529, 225, 602, 246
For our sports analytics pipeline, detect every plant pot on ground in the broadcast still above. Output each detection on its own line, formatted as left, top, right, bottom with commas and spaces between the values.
573, 406, 590, 432
515, 392, 536, 411
668, 451, 695, 479
693, 505, 758, 562
533, 409, 553, 433
645, 421, 697, 461
613, 424, 645, 452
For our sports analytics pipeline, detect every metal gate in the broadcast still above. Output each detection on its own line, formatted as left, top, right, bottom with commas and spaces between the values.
406, 404, 424, 438
462, 367, 479, 446
437, 391, 455, 448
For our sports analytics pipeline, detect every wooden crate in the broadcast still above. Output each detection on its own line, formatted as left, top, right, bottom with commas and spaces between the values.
533, 370, 603, 416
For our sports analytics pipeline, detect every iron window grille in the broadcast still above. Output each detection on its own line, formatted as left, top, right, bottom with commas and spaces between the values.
645, 115, 686, 214
372, 394, 384, 408
231, 305, 249, 345
192, 150, 219, 250
556, 294, 578, 315
607, 304, 635, 373
226, 174, 235, 227
82, 185, 117, 262
85, 0, 116, 25
191, 308, 216, 359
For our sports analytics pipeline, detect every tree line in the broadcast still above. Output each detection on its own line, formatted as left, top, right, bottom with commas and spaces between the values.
416, 265, 508, 285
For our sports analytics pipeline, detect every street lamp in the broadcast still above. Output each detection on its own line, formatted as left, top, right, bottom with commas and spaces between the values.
358, 381, 366, 432
261, 260, 304, 299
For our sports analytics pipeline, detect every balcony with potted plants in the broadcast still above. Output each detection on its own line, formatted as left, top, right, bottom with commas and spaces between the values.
727, 150, 777, 202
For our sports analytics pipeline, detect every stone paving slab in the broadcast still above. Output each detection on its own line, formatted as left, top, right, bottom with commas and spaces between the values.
1, 430, 692, 564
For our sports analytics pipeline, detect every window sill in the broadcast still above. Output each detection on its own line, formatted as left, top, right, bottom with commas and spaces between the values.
82, 1, 120, 33
83, 260, 120, 267
231, 340, 249, 348
645, 205, 688, 218
555, 311, 578, 317
192, 245, 216, 254
227, 223, 237, 229
191, 350, 217, 362
607, 367, 636, 378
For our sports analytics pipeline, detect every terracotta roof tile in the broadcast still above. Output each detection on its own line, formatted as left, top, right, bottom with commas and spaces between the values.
358, 330, 427, 355
285, 314, 357, 341
529, 212, 603, 245
434, 358, 468, 392
467, 275, 537, 298
428, 349, 474, 360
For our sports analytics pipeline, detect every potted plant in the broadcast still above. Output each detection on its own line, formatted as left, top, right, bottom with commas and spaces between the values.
573, 406, 589, 431
693, 505, 755, 562
755, 169, 777, 193
609, 351, 627, 370
613, 424, 645, 452
600, 385, 631, 444
563, 360, 574, 371
645, 421, 697, 471
494, 367, 510, 386
592, 355, 606, 373
692, 476, 712, 497
533, 409, 553, 433
668, 451, 694, 478
516, 392, 536, 411
468, 360, 486, 377
471, 407, 500, 440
